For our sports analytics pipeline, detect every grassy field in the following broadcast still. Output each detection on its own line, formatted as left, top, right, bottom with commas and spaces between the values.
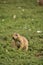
0, 0, 43, 65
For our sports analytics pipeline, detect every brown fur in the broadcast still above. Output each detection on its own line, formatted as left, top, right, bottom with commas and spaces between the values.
37, 0, 43, 5
11, 33, 28, 51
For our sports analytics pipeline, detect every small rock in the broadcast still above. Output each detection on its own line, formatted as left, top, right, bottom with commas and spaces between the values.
37, 31, 42, 33
6, 49, 9, 54
32, 19, 34, 21
18, 7, 21, 9
2, 19, 5, 22
29, 29, 31, 31
13, 15, 16, 19
4, 1, 6, 4
22, 9, 24, 12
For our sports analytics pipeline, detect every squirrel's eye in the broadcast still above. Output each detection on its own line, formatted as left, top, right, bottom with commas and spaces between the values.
16, 34, 18, 36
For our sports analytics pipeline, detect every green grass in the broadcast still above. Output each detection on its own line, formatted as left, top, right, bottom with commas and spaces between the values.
0, 0, 43, 65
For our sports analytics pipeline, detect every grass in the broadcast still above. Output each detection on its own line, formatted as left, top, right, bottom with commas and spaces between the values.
0, 0, 43, 65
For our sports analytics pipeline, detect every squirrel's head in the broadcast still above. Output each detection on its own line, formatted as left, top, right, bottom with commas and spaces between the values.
12, 33, 20, 40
